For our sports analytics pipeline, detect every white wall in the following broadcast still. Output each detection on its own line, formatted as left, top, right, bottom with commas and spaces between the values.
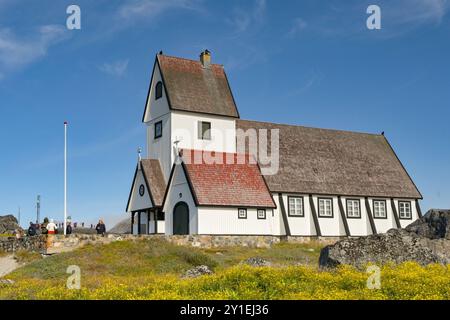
270, 195, 284, 236
128, 169, 153, 212
311, 195, 347, 237
143, 62, 172, 180
147, 113, 172, 180
278, 194, 314, 236
274, 194, 410, 237
143, 62, 170, 122
162, 164, 198, 235
367, 198, 396, 233
171, 111, 236, 163
340, 196, 371, 236
197, 207, 274, 235
393, 199, 418, 228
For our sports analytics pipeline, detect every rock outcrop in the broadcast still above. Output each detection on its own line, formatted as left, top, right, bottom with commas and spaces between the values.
242, 257, 272, 267
182, 265, 213, 278
0, 215, 20, 234
406, 209, 449, 239
108, 218, 131, 234
319, 209, 450, 268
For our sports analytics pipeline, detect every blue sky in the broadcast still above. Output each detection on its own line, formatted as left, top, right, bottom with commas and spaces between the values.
0, 0, 449, 228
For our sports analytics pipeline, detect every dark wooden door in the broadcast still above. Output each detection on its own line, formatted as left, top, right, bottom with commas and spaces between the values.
173, 202, 189, 235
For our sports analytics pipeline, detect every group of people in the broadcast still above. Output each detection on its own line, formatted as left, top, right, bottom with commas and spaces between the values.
25, 218, 107, 237
26, 218, 60, 237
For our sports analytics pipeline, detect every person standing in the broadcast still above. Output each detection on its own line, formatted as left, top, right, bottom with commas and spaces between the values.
66, 222, 73, 235
41, 217, 49, 235
46, 219, 58, 248
96, 219, 106, 237
27, 222, 37, 237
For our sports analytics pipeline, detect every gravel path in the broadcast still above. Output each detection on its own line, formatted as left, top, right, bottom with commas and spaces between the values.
0, 255, 19, 277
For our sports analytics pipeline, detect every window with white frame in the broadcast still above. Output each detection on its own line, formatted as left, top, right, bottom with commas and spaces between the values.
373, 200, 387, 218
288, 197, 304, 217
346, 199, 361, 218
398, 201, 412, 219
238, 208, 247, 219
318, 198, 333, 217
257, 209, 266, 219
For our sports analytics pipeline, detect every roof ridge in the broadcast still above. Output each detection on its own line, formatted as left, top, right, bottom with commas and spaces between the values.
238, 118, 383, 137
181, 148, 252, 156
157, 53, 224, 67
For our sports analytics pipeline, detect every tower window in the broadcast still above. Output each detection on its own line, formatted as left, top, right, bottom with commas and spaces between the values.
198, 121, 211, 140
154, 121, 162, 139
155, 81, 163, 100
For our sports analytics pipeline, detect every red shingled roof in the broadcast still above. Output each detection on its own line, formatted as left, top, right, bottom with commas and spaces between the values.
181, 149, 276, 208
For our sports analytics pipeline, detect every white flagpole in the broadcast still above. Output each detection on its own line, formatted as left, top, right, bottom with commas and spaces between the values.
64, 121, 68, 236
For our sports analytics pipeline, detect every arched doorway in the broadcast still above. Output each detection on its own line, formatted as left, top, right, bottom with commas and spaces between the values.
173, 202, 189, 235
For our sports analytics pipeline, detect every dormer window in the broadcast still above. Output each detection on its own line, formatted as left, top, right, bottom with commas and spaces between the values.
155, 81, 163, 100
198, 121, 211, 140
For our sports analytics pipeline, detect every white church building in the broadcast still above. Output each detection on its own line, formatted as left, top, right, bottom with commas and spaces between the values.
126, 50, 422, 238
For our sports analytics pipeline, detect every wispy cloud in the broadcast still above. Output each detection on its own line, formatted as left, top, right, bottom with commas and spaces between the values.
300, 0, 450, 39
117, 0, 203, 22
396, 0, 449, 25
24, 125, 143, 170
286, 17, 307, 38
381, 0, 450, 35
227, 0, 266, 35
287, 69, 324, 96
98, 59, 130, 77
0, 25, 69, 78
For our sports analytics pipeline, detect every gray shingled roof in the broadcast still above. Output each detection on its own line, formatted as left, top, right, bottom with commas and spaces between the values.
236, 119, 422, 199
157, 54, 239, 118
141, 159, 166, 207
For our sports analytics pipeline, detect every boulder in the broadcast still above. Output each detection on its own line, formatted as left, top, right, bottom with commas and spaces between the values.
319, 209, 450, 268
0, 215, 20, 234
182, 265, 213, 278
406, 209, 450, 239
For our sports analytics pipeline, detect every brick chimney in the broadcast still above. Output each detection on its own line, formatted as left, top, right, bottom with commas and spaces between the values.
200, 49, 211, 68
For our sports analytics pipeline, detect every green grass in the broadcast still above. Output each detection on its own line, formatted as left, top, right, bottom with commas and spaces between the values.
1, 238, 447, 300
10, 238, 221, 280
13, 250, 42, 264
202, 241, 321, 270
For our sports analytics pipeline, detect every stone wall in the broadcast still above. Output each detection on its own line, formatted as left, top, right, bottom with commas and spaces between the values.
1, 233, 341, 254
51, 234, 282, 251
0, 235, 47, 253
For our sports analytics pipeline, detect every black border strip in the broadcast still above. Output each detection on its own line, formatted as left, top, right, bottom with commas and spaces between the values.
391, 198, 401, 228
365, 197, 377, 234
309, 195, 322, 236
278, 193, 291, 236
337, 196, 350, 236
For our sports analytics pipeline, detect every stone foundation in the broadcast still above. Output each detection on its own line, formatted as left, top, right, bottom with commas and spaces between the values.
165, 235, 281, 248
